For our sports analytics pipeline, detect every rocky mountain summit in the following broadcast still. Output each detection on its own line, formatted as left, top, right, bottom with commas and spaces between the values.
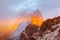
20, 16, 60, 40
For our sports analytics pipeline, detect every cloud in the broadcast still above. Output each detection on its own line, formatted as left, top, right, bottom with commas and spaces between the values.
9, 0, 37, 12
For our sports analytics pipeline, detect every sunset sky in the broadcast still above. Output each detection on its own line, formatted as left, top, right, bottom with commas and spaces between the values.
0, 0, 60, 20
0, 0, 60, 39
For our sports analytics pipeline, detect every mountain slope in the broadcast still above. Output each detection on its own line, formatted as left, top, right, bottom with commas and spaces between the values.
20, 16, 60, 40
39, 16, 60, 40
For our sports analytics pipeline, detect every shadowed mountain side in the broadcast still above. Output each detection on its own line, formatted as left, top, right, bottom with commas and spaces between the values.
39, 16, 60, 40
20, 24, 40, 40
40, 16, 60, 34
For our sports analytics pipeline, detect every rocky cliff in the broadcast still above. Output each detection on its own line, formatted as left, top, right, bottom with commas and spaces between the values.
20, 16, 60, 40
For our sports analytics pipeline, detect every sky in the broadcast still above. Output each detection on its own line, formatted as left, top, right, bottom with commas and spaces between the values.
38, 0, 60, 19
0, 0, 60, 39
0, 0, 60, 20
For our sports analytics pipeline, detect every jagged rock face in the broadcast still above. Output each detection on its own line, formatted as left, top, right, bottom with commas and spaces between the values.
40, 16, 60, 34
20, 16, 60, 40
39, 16, 60, 40
40, 24, 60, 40
20, 24, 40, 40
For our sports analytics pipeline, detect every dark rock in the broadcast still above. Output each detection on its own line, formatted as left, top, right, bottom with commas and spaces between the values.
20, 24, 40, 40
39, 16, 60, 40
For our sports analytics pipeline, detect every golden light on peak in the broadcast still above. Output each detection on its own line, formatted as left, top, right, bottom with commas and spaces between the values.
32, 16, 43, 26
31, 9, 44, 26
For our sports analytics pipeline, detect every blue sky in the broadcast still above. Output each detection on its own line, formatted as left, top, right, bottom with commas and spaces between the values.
38, 0, 60, 19
0, 0, 60, 20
